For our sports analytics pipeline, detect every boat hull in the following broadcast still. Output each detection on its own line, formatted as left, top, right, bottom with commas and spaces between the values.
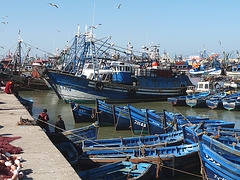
79, 144, 200, 178
46, 69, 190, 102
70, 102, 95, 123
200, 142, 240, 180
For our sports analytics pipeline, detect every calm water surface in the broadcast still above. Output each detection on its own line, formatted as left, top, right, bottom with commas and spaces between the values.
18, 86, 240, 180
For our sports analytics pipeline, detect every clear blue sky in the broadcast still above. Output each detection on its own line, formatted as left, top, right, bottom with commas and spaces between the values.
0, 0, 239, 58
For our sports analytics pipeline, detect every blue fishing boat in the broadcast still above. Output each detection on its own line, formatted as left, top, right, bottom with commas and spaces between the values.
188, 51, 222, 76
16, 95, 33, 115
62, 122, 99, 144
164, 110, 234, 129
200, 142, 240, 180
96, 99, 130, 130
127, 105, 168, 135
70, 102, 94, 123
198, 134, 240, 179
183, 125, 239, 148
49, 122, 99, 165
168, 91, 210, 106
185, 91, 210, 108
223, 98, 240, 111
78, 161, 153, 180
45, 27, 192, 103
206, 91, 240, 110
80, 143, 200, 178
82, 130, 183, 151
206, 92, 226, 109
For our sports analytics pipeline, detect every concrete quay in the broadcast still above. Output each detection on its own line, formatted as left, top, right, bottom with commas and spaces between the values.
0, 89, 80, 179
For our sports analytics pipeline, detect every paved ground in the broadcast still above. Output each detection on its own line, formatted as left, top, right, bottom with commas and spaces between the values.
0, 88, 80, 179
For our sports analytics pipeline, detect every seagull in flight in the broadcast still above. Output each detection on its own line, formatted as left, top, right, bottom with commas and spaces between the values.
1, 22, 8, 25
2, 16, 8, 19
49, 3, 58, 8
57, 29, 60, 32
90, 24, 102, 29
0, 46, 4, 49
116, 4, 121, 9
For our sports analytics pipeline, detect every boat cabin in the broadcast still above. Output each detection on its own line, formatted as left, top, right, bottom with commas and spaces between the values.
111, 62, 134, 84
81, 63, 112, 81
186, 81, 212, 95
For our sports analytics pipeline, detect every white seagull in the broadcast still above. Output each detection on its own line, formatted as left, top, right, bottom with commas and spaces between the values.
1, 22, 8, 25
90, 24, 102, 29
2, 16, 8, 19
49, 3, 58, 8
116, 4, 121, 9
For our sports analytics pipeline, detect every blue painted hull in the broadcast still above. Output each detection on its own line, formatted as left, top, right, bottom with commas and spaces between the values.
70, 102, 94, 123
168, 96, 187, 106
17, 95, 33, 115
62, 122, 99, 144
82, 130, 183, 151
78, 161, 153, 180
96, 100, 130, 130
206, 99, 223, 109
200, 142, 240, 180
223, 99, 240, 111
80, 143, 200, 178
46, 69, 191, 102
186, 98, 207, 108
128, 105, 168, 135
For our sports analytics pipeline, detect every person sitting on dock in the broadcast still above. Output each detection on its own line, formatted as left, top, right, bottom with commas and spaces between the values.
4, 80, 13, 94
55, 115, 66, 133
37, 109, 50, 135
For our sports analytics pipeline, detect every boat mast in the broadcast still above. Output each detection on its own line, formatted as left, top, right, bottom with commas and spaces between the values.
14, 30, 22, 74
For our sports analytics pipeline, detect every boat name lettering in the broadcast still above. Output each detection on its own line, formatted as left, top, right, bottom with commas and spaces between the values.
77, 109, 86, 116
205, 154, 221, 166
61, 86, 72, 91
214, 174, 227, 180
134, 120, 146, 127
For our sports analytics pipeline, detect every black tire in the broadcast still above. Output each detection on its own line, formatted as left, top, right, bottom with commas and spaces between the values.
128, 88, 136, 98
95, 82, 104, 91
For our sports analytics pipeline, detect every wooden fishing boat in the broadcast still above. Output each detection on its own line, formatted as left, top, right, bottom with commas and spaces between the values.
79, 143, 200, 177
96, 99, 130, 130
127, 105, 167, 135
186, 94, 210, 108
70, 102, 95, 123
179, 119, 235, 128
62, 122, 99, 144
200, 142, 240, 180
199, 134, 240, 179
78, 161, 153, 180
164, 110, 234, 129
16, 95, 33, 115
49, 122, 99, 164
206, 92, 226, 109
183, 125, 239, 148
223, 98, 240, 111
165, 111, 209, 122
167, 95, 189, 106
206, 92, 240, 110
168, 91, 210, 106
82, 130, 184, 151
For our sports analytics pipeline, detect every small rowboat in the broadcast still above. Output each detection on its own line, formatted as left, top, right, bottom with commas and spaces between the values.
78, 161, 153, 180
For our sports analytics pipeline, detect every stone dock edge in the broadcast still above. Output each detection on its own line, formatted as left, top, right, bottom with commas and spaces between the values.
0, 89, 80, 179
